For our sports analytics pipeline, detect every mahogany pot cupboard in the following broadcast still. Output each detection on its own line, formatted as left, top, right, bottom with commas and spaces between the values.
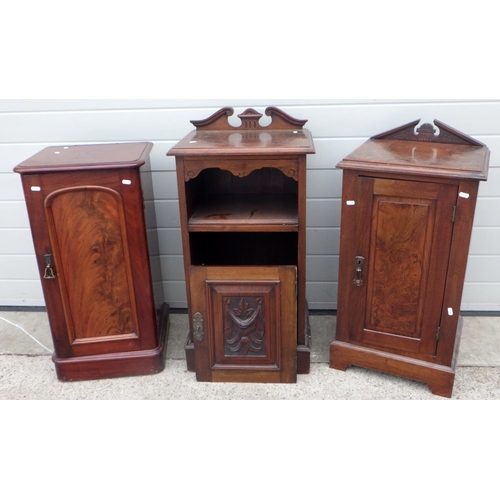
12, 112, 490, 397
167, 107, 315, 383
329, 120, 489, 398
14, 142, 169, 381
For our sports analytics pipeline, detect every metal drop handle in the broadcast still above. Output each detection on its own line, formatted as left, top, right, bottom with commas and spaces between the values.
353, 256, 364, 286
43, 254, 56, 279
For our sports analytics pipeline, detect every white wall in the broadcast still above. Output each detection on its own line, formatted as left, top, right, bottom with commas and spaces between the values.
1, 99, 499, 311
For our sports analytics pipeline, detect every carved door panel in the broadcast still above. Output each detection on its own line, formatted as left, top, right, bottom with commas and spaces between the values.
190, 266, 297, 383
348, 176, 458, 356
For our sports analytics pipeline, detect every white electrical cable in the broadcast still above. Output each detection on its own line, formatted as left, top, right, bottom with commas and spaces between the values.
0, 316, 53, 353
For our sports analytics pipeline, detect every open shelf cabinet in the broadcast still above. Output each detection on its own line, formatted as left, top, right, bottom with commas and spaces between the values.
168, 107, 315, 382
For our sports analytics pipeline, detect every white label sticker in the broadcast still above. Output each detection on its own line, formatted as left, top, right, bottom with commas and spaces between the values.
31, 186, 41, 191
346, 200, 356, 206
122, 179, 132, 185
459, 192, 470, 199
447, 307, 454, 316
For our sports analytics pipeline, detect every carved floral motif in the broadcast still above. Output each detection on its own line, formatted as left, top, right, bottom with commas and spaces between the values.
224, 297, 266, 356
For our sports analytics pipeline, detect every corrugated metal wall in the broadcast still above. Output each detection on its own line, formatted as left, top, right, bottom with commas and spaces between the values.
1, 99, 499, 310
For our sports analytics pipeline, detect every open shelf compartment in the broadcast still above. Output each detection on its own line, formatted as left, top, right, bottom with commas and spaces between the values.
185, 167, 298, 232
189, 232, 298, 267
188, 193, 298, 231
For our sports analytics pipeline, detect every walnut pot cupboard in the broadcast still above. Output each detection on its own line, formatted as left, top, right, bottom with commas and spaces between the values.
168, 107, 315, 383
330, 120, 489, 398
14, 142, 169, 381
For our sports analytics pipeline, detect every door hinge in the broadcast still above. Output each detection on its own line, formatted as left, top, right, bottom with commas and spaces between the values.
451, 205, 457, 223
436, 325, 441, 341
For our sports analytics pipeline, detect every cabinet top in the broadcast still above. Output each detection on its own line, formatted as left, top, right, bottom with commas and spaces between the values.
14, 142, 153, 174
337, 120, 489, 181
167, 107, 315, 157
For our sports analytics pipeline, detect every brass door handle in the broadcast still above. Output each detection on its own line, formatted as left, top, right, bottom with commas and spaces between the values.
193, 312, 204, 342
353, 256, 364, 286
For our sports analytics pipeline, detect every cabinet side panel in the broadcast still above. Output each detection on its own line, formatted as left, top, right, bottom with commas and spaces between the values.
141, 157, 165, 307
438, 179, 480, 364
46, 188, 138, 341
336, 171, 358, 341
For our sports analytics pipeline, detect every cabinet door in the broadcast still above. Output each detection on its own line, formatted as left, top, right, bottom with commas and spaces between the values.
43, 182, 147, 356
343, 176, 458, 356
24, 170, 157, 357
189, 266, 297, 383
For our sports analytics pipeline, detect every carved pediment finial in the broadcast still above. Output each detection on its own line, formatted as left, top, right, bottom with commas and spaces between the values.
414, 122, 438, 141
190, 106, 308, 131
372, 119, 485, 146
237, 108, 264, 129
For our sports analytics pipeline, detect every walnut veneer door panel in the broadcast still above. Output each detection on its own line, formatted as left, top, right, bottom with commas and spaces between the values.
351, 177, 458, 355
44, 186, 141, 353
190, 266, 297, 383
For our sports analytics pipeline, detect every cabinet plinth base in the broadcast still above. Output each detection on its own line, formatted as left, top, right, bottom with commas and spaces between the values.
329, 340, 455, 398
53, 303, 170, 382
296, 345, 310, 374
184, 339, 310, 374
296, 303, 311, 374
185, 334, 195, 372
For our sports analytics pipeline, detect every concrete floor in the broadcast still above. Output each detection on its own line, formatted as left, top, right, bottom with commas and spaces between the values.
1, 310, 499, 399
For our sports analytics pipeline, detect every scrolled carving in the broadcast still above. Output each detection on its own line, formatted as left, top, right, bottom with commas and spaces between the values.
184, 164, 298, 181
190, 107, 235, 130
224, 297, 266, 356
190, 106, 308, 131
185, 170, 199, 181
265, 106, 308, 129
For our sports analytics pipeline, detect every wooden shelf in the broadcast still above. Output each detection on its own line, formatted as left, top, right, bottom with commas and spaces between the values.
188, 194, 298, 232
